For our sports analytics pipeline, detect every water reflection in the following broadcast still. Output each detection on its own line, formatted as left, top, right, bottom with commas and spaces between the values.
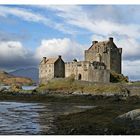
0, 101, 95, 135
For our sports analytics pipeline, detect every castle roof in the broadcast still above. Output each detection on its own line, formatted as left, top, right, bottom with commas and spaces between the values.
87, 37, 116, 51
88, 41, 109, 51
46, 57, 58, 64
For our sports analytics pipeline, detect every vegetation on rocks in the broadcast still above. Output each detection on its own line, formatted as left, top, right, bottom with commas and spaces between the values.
37, 77, 129, 95
9, 84, 22, 92
110, 71, 129, 83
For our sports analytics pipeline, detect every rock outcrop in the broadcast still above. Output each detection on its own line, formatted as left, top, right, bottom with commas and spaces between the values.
115, 109, 140, 128
9, 84, 22, 92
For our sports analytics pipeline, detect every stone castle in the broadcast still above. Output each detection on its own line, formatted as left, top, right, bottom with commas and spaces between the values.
39, 37, 122, 84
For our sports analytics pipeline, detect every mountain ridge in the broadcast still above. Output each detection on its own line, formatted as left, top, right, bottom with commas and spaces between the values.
9, 67, 39, 83
0, 70, 33, 86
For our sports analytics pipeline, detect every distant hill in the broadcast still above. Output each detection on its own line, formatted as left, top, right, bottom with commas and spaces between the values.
0, 71, 33, 86
9, 67, 39, 83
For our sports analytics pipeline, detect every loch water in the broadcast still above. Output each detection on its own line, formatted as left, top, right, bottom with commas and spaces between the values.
0, 100, 95, 135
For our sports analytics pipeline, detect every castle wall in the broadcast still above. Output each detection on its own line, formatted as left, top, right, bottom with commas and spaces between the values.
65, 62, 77, 78
39, 63, 48, 84
65, 61, 90, 81
39, 63, 54, 84
65, 61, 110, 83
110, 47, 122, 74
88, 68, 110, 83
85, 50, 97, 62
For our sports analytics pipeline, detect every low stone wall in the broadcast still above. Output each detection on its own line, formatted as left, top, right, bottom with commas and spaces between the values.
88, 69, 110, 83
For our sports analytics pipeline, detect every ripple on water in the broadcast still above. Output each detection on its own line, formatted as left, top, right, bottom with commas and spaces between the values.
0, 101, 96, 134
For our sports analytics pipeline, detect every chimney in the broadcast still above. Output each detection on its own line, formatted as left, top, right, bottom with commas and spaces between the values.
43, 57, 46, 62
58, 55, 61, 59
92, 41, 98, 45
109, 37, 113, 42
118, 48, 122, 54
92, 40, 98, 45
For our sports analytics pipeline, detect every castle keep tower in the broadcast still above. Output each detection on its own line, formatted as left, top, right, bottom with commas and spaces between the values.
85, 37, 122, 74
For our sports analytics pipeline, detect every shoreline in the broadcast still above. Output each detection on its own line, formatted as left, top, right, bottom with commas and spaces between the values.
0, 87, 139, 102
1, 78, 140, 102
1, 86, 140, 135
0, 81, 140, 102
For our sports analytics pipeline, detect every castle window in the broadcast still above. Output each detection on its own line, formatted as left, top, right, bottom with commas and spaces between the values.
77, 64, 81, 66
94, 66, 97, 69
78, 74, 82, 80
97, 47, 99, 53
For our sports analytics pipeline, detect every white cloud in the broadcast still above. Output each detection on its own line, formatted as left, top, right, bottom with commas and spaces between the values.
0, 6, 78, 35
2, 5, 140, 37
33, 5, 140, 63
35, 38, 86, 61
116, 38, 140, 60
0, 41, 36, 69
45, 5, 140, 39
91, 34, 107, 41
123, 60, 140, 81
0, 6, 50, 23
0, 41, 27, 60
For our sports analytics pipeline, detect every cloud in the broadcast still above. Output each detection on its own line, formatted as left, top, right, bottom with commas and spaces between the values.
0, 5, 77, 35
116, 38, 140, 61
44, 5, 140, 39
0, 6, 50, 23
2, 5, 140, 37
123, 60, 140, 81
0, 30, 31, 42
91, 34, 107, 41
35, 38, 86, 61
1, 5, 140, 38
0, 41, 36, 70
0, 38, 86, 70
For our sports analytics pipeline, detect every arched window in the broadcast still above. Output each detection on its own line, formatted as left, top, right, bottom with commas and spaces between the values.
78, 74, 82, 80
96, 53, 101, 62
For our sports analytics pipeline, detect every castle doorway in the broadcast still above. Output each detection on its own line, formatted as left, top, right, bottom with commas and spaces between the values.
78, 74, 82, 80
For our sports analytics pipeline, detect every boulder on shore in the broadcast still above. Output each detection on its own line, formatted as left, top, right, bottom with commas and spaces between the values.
9, 84, 22, 92
115, 109, 140, 128
0, 87, 7, 92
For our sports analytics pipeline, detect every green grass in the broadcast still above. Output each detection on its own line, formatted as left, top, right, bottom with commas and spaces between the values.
129, 81, 140, 86
37, 78, 128, 95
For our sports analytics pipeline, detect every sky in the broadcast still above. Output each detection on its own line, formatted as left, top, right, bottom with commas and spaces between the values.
0, 5, 140, 80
